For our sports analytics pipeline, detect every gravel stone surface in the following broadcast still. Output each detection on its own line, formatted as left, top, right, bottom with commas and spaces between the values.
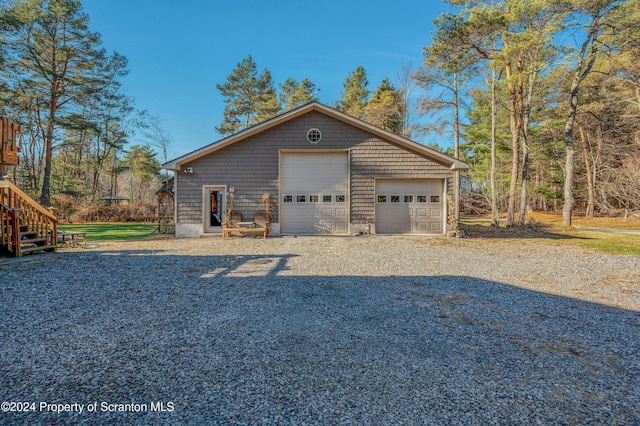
1, 235, 639, 425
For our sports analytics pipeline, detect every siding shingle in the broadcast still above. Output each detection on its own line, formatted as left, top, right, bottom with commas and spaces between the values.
176, 111, 453, 225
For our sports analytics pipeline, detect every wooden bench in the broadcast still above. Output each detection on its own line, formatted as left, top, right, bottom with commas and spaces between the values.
222, 213, 241, 239
222, 212, 269, 239
57, 230, 87, 247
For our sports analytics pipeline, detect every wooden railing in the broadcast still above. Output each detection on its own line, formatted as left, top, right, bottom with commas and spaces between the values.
0, 202, 19, 255
0, 180, 57, 257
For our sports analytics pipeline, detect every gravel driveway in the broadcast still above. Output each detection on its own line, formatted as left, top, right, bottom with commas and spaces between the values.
1, 236, 639, 425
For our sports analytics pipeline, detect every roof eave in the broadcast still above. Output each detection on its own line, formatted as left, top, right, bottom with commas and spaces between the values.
313, 105, 469, 170
162, 104, 320, 170
162, 102, 470, 171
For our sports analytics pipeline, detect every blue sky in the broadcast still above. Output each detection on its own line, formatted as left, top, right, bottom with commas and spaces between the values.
81, 0, 452, 159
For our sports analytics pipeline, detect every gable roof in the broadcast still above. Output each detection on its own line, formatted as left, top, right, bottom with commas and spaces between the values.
162, 102, 469, 171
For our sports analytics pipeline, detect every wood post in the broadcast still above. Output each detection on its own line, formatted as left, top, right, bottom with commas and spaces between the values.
9, 207, 21, 257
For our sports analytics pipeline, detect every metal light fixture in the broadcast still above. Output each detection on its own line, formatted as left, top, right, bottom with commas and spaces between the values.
183, 167, 193, 175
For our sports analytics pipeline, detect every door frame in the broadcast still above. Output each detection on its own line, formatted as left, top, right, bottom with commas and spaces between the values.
202, 185, 226, 234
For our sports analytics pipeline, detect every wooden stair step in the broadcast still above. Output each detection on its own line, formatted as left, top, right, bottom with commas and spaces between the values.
20, 237, 48, 245
20, 244, 56, 254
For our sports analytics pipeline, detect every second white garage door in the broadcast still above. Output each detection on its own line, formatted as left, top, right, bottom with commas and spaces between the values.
281, 152, 349, 234
375, 179, 445, 234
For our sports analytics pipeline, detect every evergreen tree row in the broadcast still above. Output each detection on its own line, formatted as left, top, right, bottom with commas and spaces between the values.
216, 58, 408, 137
0, 0, 166, 210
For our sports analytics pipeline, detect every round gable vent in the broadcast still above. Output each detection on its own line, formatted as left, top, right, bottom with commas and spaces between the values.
307, 128, 322, 144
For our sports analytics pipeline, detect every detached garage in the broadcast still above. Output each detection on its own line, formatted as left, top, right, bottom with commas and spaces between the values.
162, 102, 468, 238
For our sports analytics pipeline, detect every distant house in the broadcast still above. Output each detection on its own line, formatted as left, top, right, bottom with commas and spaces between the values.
162, 102, 468, 238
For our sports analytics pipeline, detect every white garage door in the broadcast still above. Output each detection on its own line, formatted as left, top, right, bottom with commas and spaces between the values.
375, 179, 444, 234
281, 152, 349, 234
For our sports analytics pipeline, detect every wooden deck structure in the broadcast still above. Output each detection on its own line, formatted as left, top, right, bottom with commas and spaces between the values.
0, 117, 21, 170
1, 117, 57, 257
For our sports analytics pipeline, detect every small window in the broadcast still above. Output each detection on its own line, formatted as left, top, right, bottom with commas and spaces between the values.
404, 195, 413, 203
283, 195, 293, 203
390, 195, 400, 203
377, 195, 387, 203
430, 195, 441, 203
296, 195, 306, 203
417, 195, 427, 203
309, 195, 319, 203
322, 195, 332, 203
335, 195, 346, 203
307, 128, 322, 143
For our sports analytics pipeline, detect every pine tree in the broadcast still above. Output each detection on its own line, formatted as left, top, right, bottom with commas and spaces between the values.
336, 66, 369, 119
216, 55, 280, 136
280, 78, 318, 111
279, 78, 298, 110
1, 0, 124, 205
364, 78, 404, 134
119, 145, 160, 204
560, 0, 622, 226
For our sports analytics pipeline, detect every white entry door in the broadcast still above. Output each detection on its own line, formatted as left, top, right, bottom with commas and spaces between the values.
281, 152, 349, 234
204, 186, 225, 233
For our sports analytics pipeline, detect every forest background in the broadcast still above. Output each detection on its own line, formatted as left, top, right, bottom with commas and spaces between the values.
0, 0, 638, 225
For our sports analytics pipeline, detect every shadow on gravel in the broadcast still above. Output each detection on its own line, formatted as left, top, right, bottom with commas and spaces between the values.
1, 250, 638, 425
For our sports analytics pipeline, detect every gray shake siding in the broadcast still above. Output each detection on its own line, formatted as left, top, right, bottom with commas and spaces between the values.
176, 110, 453, 226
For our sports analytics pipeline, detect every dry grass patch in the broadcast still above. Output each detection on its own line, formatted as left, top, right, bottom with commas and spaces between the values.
460, 214, 640, 255
530, 211, 640, 229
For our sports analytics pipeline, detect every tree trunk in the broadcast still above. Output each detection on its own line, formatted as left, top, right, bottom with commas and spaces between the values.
506, 81, 520, 225
518, 66, 538, 225
28, 131, 38, 193
519, 137, 530, 224
562, 125, 576, 227
39, 124, 54, 206
594, 125, 603, 211
59, 152, 67, 193
562, 13, 600, 227
578, 124, 595, 217
92, 168, 101, 201
453, 72, 461, 223
39, 76, 61, 206
507, 109, 520, 228
503, 52, 521, 227
490, 67, 498, 227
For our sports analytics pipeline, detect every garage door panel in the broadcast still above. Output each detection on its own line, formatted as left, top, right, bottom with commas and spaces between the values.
376, 179, 444, 235
281, 153, 349, 234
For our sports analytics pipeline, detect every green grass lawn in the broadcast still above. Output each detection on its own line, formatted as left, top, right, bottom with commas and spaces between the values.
558, 229, 640, 255
58, 222, 159, 242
